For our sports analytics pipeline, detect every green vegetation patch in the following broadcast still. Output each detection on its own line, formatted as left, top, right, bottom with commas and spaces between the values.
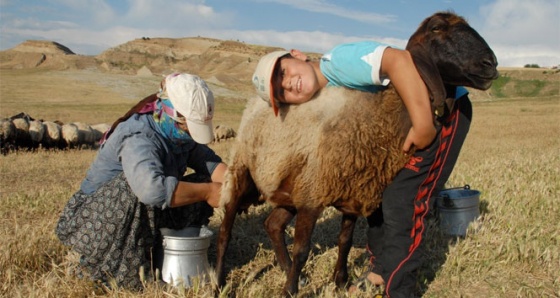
490, 74, 558, 98
490, 75, 511, 98
514, 79, 546, 97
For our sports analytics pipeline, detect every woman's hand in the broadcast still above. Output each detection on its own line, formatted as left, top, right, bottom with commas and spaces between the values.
171, 181, 222, 208
205, 182, 222, 208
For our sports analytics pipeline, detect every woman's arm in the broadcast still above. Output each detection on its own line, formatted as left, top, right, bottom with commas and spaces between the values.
170, 162, 227, 208
170, 180, 222, 208
210, 162, 227, 183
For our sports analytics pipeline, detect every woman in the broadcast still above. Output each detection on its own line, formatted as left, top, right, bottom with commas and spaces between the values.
56, 73, 227, 289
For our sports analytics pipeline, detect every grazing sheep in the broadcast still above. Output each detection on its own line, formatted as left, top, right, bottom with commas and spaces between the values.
215, 11, 499, 296
9, 112, 34, 122
90, 123, 111, 144
42, 121, 63, 149
214, 125, 236, 142
72, 122, 95, 148
61, 123, 79, 149
9, 112, 35, 150
0, 118, 16, 154
29, 120, 45, 149
11, 117, 31, 150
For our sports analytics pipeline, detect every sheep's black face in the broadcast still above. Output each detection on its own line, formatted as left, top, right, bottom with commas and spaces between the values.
411, 12, 499, 90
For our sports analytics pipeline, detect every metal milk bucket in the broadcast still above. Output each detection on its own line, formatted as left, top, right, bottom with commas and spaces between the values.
160, 226, 213, 287
436, 185, 480, 237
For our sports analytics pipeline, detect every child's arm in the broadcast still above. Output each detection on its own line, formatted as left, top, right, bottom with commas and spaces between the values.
381, 47, 436, 153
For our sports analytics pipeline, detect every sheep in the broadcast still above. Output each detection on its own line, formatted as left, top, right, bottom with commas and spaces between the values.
90, 123, 111, 144
28, 120, 45, 149
0, 118, 16, 154
11, 117, 31, 150
9, 112, 33, 122
214, 11, 499, 296
42, 121, 63, 149
71, 122, 95, 148
214, 125, 236, 142
61, 123, 79, 149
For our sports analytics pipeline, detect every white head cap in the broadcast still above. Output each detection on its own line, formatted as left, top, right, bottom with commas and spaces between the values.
166, 73, 215, 144
252, 50, 289, 116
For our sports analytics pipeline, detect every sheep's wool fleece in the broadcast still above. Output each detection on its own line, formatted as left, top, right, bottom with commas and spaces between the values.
227, 86, 411, 216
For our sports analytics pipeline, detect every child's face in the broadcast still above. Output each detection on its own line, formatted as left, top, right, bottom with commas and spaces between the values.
273, 57, 321, 104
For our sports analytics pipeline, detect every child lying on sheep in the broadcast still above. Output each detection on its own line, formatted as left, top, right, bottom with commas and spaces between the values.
252, 42, 437, 153
252, 42, 471, 297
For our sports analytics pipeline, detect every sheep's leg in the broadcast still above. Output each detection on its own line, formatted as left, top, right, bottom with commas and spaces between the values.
283, 207, 321, 297
333, 214, 357, 288
214, 193, 240, 290
215, 165, 253, 291
264, 206, 296, 272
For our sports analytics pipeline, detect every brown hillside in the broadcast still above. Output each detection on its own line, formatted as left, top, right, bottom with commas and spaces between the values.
1, 38, 557, 100
11, 40, 75, 55
94, 37, 283, 94
0, 37, 286, 96
0, 40, 97, 70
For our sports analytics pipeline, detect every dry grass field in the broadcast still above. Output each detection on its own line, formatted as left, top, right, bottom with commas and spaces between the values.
1, 68, 559, 297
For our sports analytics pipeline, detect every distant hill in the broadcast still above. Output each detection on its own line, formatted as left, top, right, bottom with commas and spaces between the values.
0, 38, 285, 95
10, 40, 75, 54
0, 38, 558, 100
0, 40, 97, 70
94, 37, 288, 94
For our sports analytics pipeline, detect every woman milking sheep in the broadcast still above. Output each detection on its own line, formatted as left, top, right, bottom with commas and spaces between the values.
56, 73, 227, 289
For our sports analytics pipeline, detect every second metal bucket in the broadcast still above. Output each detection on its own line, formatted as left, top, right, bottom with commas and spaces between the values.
160, 226, 213, 287
436, 185, 480, 237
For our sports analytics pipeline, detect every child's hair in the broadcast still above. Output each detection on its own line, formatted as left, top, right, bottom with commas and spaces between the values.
271, 53, 292, 103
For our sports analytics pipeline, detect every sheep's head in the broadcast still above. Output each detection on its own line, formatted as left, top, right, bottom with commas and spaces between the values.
406, 11, 499, 92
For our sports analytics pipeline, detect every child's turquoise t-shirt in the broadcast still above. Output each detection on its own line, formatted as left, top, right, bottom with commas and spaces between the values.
319, 41, 468, 98
320, 41, 390, 93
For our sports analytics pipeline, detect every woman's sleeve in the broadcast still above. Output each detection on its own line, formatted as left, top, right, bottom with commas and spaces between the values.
118, 133, 178, 209
187, 144, 223, 177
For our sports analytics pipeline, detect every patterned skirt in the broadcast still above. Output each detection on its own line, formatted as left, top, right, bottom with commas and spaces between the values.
55, 172, 214, 290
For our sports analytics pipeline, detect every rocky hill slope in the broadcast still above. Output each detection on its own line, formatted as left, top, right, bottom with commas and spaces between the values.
0, 38, 286, 95
1, 39, 558, 100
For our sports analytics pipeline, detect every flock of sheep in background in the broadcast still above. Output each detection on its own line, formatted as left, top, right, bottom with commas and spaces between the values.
0, 112, 111, 154
0, 112, 237, 155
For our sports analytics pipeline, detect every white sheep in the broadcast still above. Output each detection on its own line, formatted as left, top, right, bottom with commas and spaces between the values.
214, 125, 236, 142
215, 11, 499, 296
11, 117, 31, 150
29, 120, 45, 149
90, 123, 111, 144
0, 118, 16, 154
42, 121, 63, 149
61, 123, 79, 149
71, 122, 95, 148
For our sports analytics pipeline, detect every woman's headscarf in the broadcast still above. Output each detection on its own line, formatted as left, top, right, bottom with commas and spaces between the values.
153, 78, 193, 153
100, 73, 213, 150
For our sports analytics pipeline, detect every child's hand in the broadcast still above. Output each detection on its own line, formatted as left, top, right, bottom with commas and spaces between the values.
403, 125, 436, 153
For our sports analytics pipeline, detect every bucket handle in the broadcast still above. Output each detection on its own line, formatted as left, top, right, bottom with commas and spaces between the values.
443, 184, 470, 191
438, 185, 471, 208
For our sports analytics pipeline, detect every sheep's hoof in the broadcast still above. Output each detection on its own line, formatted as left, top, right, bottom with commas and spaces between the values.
299, 275, 308, 287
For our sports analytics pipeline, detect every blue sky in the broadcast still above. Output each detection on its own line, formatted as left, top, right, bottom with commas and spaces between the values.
0, 0, 558, 67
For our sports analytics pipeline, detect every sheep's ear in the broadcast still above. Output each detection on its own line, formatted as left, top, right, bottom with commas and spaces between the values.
407, 44, 447, 117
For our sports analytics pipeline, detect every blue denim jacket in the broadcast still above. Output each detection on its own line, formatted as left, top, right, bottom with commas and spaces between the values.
80, 113, 222, 209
